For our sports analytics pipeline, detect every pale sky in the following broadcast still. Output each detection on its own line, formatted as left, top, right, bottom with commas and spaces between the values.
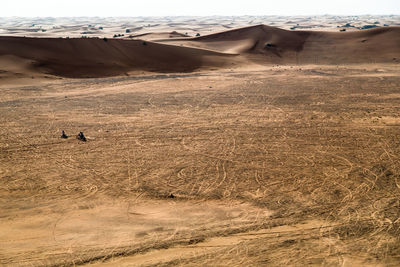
1, 0, 399, 17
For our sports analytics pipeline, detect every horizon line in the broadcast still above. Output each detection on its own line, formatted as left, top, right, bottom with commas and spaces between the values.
1, 14, 400, 18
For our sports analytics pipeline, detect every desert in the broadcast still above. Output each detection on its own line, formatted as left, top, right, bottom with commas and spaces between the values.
1, 14, 400, 266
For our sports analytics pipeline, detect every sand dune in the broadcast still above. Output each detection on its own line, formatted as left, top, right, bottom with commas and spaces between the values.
0, 25, 399, 78
0, 37, 231, 78
165, 25, 400, 63
1, 16, 399, 38
298, 27, 400, 64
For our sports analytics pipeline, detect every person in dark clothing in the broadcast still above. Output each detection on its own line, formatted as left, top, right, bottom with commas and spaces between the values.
61, 130, 68, 139
77, 131, 87, 142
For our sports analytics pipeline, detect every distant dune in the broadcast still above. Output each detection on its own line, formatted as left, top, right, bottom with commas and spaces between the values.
171, 25, 400, 63
0, 25, 399, 78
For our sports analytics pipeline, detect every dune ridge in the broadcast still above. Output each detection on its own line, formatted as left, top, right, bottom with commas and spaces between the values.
0, 25, 399, 78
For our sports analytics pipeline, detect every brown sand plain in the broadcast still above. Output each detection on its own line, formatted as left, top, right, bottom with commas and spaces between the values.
1, 16, 400, 266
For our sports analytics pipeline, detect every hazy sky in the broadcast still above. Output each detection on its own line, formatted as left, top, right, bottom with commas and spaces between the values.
2, 0, 399, 17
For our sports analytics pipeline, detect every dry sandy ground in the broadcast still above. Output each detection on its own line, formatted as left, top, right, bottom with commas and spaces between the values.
1, 16, 400, 266
1, 63, 400, 266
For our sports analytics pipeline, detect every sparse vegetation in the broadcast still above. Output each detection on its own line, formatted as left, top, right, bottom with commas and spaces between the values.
265, 43, 276, 48
341, 23, 355, 28
360, 24, 379, 30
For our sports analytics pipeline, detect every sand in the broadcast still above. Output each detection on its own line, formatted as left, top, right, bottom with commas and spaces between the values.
0, 24, 399, 79
1, 16, 400, 266
1, 15, 399, 38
